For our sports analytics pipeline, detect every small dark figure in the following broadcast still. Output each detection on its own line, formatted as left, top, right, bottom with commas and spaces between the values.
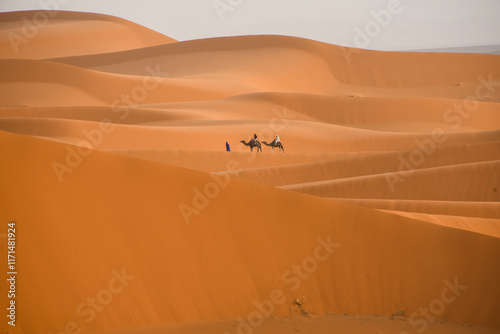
226, 141, 231, 152
250, 133, 257, 145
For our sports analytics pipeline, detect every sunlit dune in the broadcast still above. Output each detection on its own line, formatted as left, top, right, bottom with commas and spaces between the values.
0, 10, 499, 334
0, 11, 176, 59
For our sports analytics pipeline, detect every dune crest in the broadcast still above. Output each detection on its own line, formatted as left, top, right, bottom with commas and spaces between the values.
0, 10, 176, 59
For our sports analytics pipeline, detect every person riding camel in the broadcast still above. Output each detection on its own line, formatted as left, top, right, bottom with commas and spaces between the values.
275, 134, 280, 146
250, 133, 257, 145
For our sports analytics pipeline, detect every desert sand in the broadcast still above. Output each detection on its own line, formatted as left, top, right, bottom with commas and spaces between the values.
0, 10, 499, 334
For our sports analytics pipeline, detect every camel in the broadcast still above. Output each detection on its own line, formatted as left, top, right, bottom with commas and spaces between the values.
262, 140, 284, 153
240, 140, 262, 152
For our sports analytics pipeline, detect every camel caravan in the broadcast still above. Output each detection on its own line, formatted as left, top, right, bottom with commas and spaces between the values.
239, 134, 284, 153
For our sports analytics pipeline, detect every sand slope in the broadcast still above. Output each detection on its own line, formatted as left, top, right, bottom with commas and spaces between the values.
2, 131, 500, 334
0, 10, 499, 334
0, 11, 176, 59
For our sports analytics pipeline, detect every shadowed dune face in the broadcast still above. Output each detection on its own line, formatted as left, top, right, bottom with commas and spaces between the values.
0, 10, 500, 334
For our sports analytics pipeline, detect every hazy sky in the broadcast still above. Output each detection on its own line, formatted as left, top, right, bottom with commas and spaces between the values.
1, 0, 500, 50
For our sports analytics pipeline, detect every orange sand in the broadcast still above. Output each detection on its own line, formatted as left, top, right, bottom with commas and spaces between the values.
0, 10, 499, 334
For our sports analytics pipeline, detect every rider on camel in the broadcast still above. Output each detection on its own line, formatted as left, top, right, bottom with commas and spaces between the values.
250, 133, 257, 145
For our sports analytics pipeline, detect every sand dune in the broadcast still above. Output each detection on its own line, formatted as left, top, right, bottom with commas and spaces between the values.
0, 10, 499, 334
379, 210, 500, 238
2, 130, 500, 334
93, 315, 500, 334
331, 198, 500, 219
280, 160, 500, 201
0, 11, 176, 59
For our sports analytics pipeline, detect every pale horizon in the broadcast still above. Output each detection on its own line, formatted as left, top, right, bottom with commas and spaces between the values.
1, 0, 500, 52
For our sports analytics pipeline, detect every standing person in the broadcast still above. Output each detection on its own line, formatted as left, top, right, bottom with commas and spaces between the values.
226, 141, 231, 152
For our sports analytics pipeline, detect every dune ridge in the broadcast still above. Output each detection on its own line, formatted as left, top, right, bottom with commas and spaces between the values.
0, 10, 176, 59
